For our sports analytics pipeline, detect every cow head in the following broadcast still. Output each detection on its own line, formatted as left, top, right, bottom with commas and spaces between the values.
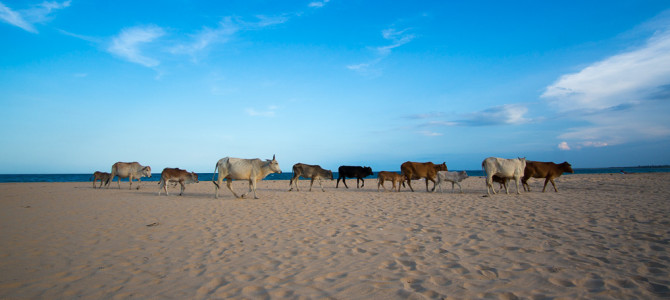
142, 166, 152, 177
436, 162, 448, 171
326, 170, 334, 180
190, 172, 199, 183
268, 155, 282, 174
459, 170, 469, 180
363, 167, 373, 176
561, 162, 574, 173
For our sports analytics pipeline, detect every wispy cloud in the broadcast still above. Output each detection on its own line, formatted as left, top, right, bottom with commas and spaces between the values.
433, 104, 530, 127
0, 2, 35, 32
308, 0, 330, 8
170, 17, 240, 60
246, 105, 278, 117
347, 25, 416, 74
170, 15, 289, 61
0, 1, 70, 33
108, 25, 165, 67
542, 28, 670, 148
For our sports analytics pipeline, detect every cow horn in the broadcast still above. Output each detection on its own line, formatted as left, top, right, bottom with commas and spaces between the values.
272, 154, 276, 160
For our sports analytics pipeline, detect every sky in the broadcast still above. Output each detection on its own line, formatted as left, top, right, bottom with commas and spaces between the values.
2, 1, 670, 174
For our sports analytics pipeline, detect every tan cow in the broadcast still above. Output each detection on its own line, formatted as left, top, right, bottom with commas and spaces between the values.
109, 162, 152, 190
91, 171, 111, 189
289, 163, 333, 192
158, 168, 199, 196
377, 171, 405, 192
401, 161, 448, 192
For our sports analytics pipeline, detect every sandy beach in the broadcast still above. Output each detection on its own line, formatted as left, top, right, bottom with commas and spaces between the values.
1, 173, 669, 299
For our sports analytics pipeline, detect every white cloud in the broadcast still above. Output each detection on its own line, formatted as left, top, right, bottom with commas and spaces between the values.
543, 29, 670, 147
246, 106, 278, 117
543, 30, 670, 112
0, 1, 70, 33
170, 15, 287, 60
170, 17, 239, 59
0, 2, 37, 33
108, 25, 165, 67
348, 25, 416, 74
419, 131, 443, 137
558, 141, 570, 151
452, 104, 530, 126
308, 0, 330, 8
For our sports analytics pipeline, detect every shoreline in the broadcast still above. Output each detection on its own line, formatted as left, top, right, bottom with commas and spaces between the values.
1, 173, 669, 299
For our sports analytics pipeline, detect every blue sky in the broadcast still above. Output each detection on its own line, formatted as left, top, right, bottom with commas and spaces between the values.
2, 1, 670, 174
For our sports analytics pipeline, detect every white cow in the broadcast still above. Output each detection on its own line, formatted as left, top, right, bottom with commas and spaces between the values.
482, 157, 526, 195
109, 162, 152, 190
212, 155, 282, 199
435, 171, 469, 193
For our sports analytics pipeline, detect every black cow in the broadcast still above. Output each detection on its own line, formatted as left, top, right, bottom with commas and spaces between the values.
336, 166, 373, 188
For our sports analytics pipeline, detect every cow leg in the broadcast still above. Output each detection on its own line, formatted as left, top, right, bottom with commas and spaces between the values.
342, 178, 349, 189
158, 180, 164, 196
250, 179, 259, 199
309, 178, 314, 192
514, 177, 521, 194
358, 178, 364, 188
545, 178, 559, 192
136, 178, 142, 190
179, 181, 185, 196
317, 178, 326, 192
289, 175, 299, 191
214, 174, 224, 199
377, 179, 383, 191
485, 176, 495, 195
407, 179, 415, 192
226, 179, 241, 198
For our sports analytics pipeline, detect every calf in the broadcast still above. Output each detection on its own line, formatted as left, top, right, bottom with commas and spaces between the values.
435, 171, 468, 193
522, 161, 574, 192
377, 171, 405, 192
158, 168, 199, 196
492, 175, 509, 193
289, 163, 333, 192
336, 166, 373, 188
91, 171, 111, 189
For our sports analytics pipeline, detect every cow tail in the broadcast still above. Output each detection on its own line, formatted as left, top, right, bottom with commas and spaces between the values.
212, 162, 219, 188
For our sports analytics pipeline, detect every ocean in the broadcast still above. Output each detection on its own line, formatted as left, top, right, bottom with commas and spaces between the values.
1, 167, 668, 183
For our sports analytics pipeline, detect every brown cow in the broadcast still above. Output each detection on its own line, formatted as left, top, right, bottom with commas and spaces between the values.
401, 161, 448, 192
158, 168, 199, 196
377, 171, 405, 192
91, 171, 111, 189
522, 161, 574, 192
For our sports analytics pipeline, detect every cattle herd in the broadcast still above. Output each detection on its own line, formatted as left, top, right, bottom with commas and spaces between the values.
91, 156, 574, 198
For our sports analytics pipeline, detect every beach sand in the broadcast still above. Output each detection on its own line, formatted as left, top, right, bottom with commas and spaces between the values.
1, 173, 669, 299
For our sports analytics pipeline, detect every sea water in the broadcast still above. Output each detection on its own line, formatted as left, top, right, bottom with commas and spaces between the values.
1, 167, 668, 183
